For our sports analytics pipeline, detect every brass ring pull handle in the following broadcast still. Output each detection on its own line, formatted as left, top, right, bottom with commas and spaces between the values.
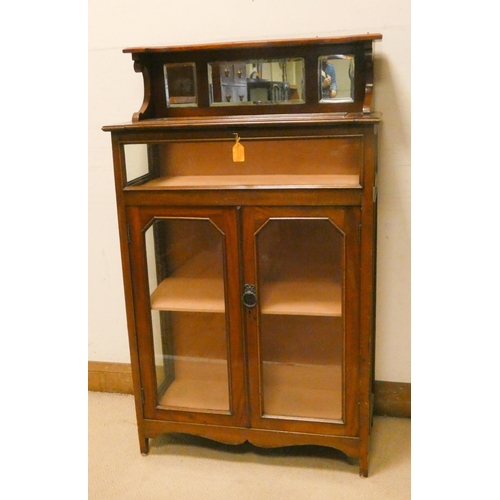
242, 284, 257, 309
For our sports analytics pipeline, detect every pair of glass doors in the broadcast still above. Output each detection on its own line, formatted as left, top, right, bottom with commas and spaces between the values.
128, 205, 360, 434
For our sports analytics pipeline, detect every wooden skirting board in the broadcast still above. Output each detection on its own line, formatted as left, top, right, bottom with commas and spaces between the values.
88, 362, 134, 396
88, 361, 410, 418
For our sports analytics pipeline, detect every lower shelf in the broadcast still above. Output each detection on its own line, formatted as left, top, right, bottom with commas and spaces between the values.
158, 358, 229, 412
157, 358, 342, 421
262, 362, 343, 421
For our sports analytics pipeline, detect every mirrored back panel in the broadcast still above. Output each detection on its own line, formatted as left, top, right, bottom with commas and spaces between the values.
208, 58, 305, 107
121, 34, 382, 120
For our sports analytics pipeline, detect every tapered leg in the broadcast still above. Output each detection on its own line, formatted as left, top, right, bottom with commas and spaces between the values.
359, 453, 369, 477
139, 434, 150, 456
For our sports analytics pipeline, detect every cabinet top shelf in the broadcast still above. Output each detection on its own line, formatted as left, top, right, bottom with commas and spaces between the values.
123, 34, 382, 54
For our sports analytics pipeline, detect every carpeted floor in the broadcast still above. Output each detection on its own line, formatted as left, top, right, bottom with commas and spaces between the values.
89, 391, 410, 499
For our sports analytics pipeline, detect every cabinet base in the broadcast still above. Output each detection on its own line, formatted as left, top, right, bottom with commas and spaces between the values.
139, 419, 370, 476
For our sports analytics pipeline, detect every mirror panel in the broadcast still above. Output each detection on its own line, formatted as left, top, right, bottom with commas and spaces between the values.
164, 63, 198, 107
208, 58, 305, 106
319, 55, 355, 103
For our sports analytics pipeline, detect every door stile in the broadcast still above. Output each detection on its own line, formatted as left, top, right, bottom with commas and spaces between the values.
343, 207, 362, 437
240, 206, 263, 430
220, 206, 248, 427
125, 206, 156, 419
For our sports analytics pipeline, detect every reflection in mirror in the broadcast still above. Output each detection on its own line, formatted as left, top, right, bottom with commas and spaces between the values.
164, 63, 197, 107
208, 58, 305, 106
318, 55, 355, 103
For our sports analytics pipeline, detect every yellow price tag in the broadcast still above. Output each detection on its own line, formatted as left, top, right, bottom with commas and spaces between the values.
232, 134, 245, 162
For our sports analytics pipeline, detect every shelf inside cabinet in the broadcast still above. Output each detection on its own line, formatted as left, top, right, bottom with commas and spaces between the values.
151, 277, 224, 312
150, 250, 225, 313
260, 281, 342, 316
158, 357, 229, 411
262, 361, 342, 420
137, 174, 360, 190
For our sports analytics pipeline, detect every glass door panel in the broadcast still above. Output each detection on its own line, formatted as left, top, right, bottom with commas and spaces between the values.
144, 217, 230, 412
256, 218, 345, 421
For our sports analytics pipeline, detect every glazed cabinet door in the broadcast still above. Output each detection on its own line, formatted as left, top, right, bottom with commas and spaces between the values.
127, 206, 247, 427
242, 206, 361, 436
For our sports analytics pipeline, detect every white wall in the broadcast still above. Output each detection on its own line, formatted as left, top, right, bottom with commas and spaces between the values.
88, 0, 411, 383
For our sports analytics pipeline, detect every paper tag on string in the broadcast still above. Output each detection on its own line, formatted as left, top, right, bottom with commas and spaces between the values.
232, 135, 245, 162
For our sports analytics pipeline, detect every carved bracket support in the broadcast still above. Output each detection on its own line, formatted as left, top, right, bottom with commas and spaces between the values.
132, 58, 152, 122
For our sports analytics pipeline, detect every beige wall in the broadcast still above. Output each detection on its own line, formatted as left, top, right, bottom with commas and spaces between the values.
88, 0, 411, 383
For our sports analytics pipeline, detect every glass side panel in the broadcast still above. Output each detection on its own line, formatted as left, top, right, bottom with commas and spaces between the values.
256, 218, 344, 421
208, 58, 305, 106
319, 55, 355, 103
123, 144, 149, 183
145, 218, 230, 412
164, 63, 197, 107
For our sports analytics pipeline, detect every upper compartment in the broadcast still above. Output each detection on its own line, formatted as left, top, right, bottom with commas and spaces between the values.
124, 34, 382, 121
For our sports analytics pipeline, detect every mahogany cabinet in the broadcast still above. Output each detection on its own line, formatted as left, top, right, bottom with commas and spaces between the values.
103, 34, 382, 477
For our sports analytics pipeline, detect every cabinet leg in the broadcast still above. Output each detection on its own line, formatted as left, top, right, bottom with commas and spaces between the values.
359, 454, 369, 477
139, 436, 150, 456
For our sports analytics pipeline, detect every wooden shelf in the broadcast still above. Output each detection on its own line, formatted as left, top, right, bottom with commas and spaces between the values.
150, 250, 225, 313
151, 278, 342, 315
136, 174, 360, 190
157, 359, 342, 420
262, 362, 342, 421
260, 281, 342, 316
151, 277, 224, 312
158, 358, 229, 411
152, 275, 342, 315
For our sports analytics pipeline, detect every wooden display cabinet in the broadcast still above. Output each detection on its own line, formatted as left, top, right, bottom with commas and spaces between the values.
103, 33, 382, 477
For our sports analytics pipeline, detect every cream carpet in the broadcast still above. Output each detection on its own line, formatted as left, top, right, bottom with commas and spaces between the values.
89, 392, 410, 499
